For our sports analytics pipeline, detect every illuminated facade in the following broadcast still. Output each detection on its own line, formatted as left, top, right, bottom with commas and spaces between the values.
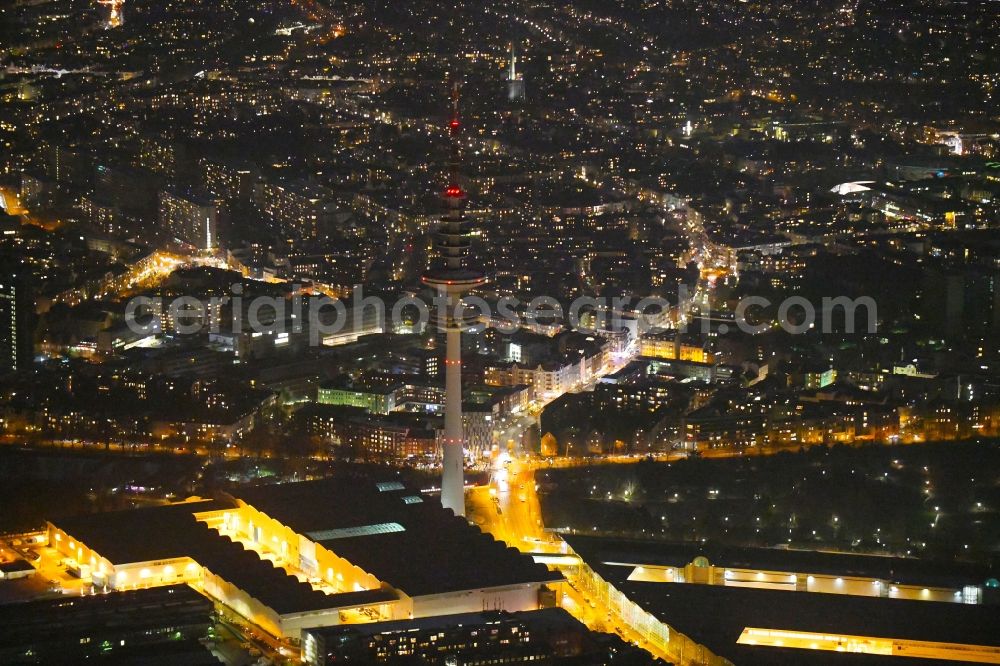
0, 280, 29, 375
736, 627, 1000, 662
47, 479, 560, 646
484, 350, 605, 399
568, 538, 1000, 666
199, 157, 255, 204
507, 42, 525, 101
158, 189, 219, 250
620, 558, 985, 605
639, 332, 714, 364
300, 405, 440, 461
256, 181, 336, 239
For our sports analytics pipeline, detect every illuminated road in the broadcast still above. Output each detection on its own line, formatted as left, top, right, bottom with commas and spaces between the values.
465, 437, 839, 663
4, 65, 107, 78
467, 454, 560, 554
467, 452, 679, 662
289, 0, 345, 41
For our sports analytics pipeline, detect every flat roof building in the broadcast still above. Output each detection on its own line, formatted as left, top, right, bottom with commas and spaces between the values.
47, 478, 562, 647
566, 536, 1000, 666
0, 584, 216, 665
302, 607, 652, 666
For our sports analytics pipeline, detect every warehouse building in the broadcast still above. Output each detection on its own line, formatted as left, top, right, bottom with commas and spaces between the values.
567, 536, 1000, 666
47, 478, 561, 645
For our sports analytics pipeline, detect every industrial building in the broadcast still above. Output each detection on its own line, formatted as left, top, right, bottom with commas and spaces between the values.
46, 478, 562, 646
566, 536, 1000, 666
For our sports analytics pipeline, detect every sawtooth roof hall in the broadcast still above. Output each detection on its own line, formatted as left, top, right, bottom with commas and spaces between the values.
47, 477, 562, 642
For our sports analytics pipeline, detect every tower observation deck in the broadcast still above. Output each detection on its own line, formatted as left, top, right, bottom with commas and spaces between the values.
422, 83, 486, 517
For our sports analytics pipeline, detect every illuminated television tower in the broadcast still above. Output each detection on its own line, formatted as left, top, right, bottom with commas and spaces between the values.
98, 0, 124, 28
422, 82, 486, 517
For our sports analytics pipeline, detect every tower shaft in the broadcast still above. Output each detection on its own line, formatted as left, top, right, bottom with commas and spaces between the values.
440, 326, 464, 514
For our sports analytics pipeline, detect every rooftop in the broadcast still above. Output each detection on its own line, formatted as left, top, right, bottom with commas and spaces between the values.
51, 498, 393, 615
566, 536, 992, 589
52, 478, 560, 613
231, 478, 561, 597
619, 579, 999, 666
568, 536, 1000, 666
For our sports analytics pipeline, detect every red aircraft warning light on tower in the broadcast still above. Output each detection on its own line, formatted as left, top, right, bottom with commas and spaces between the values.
422, 83, 487, 517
